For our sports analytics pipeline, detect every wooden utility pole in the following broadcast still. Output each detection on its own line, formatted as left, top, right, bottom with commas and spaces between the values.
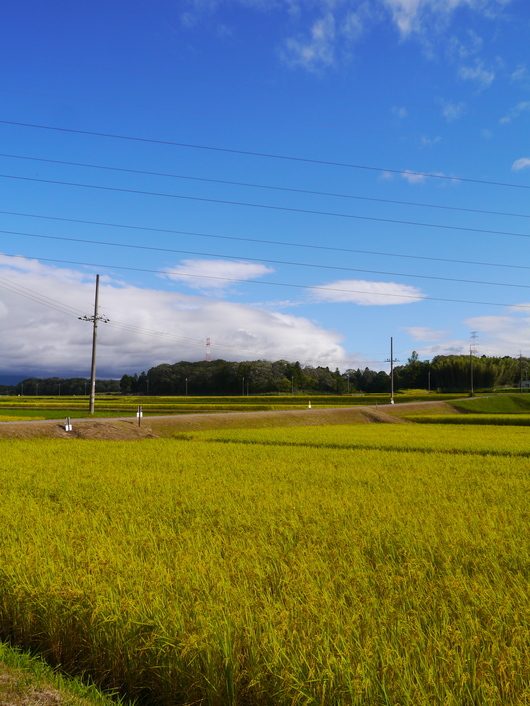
386, 337, 399, 404
79, 275, 109, 414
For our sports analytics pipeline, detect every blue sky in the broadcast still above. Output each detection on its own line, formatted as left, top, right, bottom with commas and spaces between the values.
1, 0, 529, 380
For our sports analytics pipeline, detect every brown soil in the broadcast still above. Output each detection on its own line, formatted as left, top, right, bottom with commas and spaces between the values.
0, 664, 84, 706
0, 402, 461, 441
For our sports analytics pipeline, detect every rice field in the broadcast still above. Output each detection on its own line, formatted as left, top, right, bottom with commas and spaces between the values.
0, 392, 468, 421
1, 423, 530, 704
406, 414, 530, 426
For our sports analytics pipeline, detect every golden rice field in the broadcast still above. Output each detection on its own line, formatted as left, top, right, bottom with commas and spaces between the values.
1, 423, 530, 705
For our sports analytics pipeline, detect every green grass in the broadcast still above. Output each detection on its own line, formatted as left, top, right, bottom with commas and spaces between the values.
0, 409, 137, 421
0, 640, 128, 705
406, 414, 530, 426
0, 392, 469, 413
452, 394, 530, 414
1, 425, 530, 704
188, 422, 530, 456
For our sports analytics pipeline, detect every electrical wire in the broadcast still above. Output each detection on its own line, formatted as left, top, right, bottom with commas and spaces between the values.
0, 271, 367, 365
3, 251, 530, 310
4, 227, 530, 291
3, 151, 529, 220
3, 173, 530, 240
2, 119, 528, 189
3, 209, 530, 272
0, 89, 452, 145
0, 274, 87, 317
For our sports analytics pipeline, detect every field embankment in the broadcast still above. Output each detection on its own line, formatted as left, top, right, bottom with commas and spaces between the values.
0, 400, 464, 440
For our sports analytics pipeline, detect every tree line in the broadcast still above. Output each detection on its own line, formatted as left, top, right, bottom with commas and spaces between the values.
2, 353, 527, 397
122, 353, 530, 395
0, 377, 120, 396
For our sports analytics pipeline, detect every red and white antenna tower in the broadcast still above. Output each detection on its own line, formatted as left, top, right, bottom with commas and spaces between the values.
206, 337, 211, 362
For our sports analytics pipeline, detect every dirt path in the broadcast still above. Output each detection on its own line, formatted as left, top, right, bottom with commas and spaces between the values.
0, 401, 459, 440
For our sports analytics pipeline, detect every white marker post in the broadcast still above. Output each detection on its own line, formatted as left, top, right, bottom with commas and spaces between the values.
137, 405, 143, 426
308, 400, 311, 409
65, 417, 72, 432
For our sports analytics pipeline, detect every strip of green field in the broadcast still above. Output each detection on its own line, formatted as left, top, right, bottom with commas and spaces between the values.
189, 422, 530, 456
1, 425, 530, 705
406, 414, 530, 426
452, 394, 530, 414
0, 409, 137, 421
0, 392, 467, 410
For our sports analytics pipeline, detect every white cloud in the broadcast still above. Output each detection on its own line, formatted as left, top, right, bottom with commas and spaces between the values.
0, 256, 347, 377
404, 326, 450, 342
380, 0, 509, 38
161, 259, 274, 294
446, 29, 483, 58
511, 64, 528, 82
182, 0, 512, 72
308, 279, 425, 306
440, 100, 466, 122
402, 170, 426, 184
500, 101, 530, 124
420, 135, 442, 147
511, 158, 530, 172
280, 12, 336, 70
458, 59, 495, 88
392, 105, 408, 118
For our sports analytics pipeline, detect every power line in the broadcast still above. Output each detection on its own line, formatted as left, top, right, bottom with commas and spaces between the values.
3, 152, 529, 220
0, 271, 366, 366
4, 209, 530, 271
0, 275, 87, 317
4, 251, 530, 310
0, 89, 452, 145
5, 228, 530, 292
3, 173, 530, 240
2, 119, 529, 190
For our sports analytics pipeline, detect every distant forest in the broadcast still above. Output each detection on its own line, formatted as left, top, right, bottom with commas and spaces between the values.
3, 353, 526, 396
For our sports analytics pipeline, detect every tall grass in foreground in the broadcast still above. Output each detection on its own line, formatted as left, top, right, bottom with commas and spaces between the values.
1, 432, 530, 704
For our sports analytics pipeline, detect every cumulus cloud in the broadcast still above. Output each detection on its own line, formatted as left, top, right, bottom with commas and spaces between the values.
0, 256, 347, 377
161, 259, 274, 294
308, 279, 425, 306
511, 158, 530, 172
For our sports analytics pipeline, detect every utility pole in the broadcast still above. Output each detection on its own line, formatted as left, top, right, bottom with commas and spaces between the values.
470, 332, 478, 396
385, 337, 399, 404
520, 352, 523, 393
79, 275, 109, 415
